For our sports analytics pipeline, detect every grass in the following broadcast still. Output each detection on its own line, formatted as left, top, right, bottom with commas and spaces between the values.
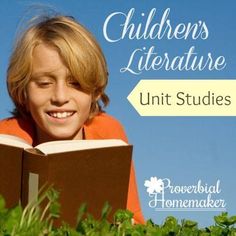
0, 187, 236, 235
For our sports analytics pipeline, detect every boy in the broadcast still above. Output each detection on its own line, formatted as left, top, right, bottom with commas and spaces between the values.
0, 15, 145, 223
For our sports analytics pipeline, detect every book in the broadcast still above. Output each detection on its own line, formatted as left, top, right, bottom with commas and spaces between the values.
0, 134, 132, 225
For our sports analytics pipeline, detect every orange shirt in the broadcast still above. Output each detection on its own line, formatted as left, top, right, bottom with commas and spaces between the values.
0, 113, 145, 224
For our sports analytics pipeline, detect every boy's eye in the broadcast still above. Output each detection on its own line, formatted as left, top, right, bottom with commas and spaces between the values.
34, 78, 53, 88
68, 81, 81, 89
39, 81, 52, 85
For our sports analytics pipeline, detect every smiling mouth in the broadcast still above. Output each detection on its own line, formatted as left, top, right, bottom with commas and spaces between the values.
47, 111, 75, 119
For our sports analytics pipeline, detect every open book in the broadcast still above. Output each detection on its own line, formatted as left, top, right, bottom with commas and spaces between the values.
0, 134, 132, 225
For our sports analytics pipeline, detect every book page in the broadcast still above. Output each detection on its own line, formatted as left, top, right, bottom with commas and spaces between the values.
0, 134, 32, 149
34, 139, 128, 155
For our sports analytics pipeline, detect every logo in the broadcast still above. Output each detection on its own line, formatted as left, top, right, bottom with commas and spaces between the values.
144, 177, 226, 212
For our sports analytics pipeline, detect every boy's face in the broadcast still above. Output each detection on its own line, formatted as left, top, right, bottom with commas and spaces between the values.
26, 43, 92, 143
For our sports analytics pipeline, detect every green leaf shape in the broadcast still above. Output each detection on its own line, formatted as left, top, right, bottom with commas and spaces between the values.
0, 189, 236, 235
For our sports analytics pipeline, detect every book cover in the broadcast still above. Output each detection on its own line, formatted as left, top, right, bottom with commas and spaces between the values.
0, 136, 132, 225
0, 0, 235, 227
22, 144, 132, 225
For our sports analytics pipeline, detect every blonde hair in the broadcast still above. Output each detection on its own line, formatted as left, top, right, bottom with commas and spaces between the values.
7, 15, 109, 118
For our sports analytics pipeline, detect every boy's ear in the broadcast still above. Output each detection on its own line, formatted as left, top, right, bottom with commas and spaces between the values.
96, 94, 101, 101
94, 94, 101, 101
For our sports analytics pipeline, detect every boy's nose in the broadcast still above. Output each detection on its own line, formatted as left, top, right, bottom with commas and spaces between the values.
51, 83, 69, 105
